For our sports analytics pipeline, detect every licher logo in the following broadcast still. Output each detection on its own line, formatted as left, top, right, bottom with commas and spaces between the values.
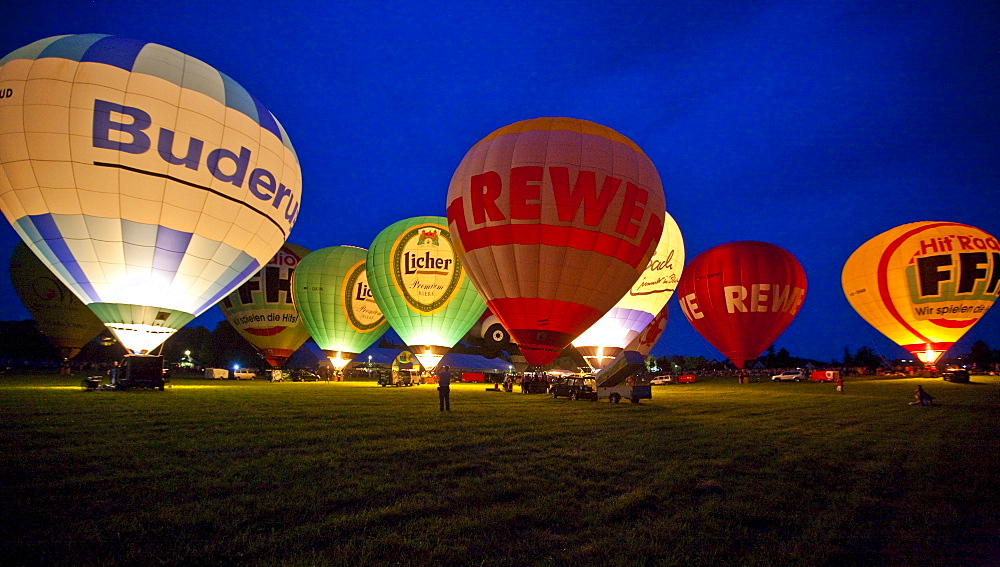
391, 224, 463, 313
418, 229, 440, 246
344, 261, 385, 332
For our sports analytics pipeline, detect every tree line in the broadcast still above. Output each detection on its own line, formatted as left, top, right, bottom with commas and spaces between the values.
1, 318, 997, 374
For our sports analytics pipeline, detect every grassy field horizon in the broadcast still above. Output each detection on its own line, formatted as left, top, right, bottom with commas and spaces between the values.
1, 373, 997, 566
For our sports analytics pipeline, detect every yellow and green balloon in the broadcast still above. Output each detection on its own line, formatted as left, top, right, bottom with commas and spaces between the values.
366, 216, 486, 370
292, 246, 389, 369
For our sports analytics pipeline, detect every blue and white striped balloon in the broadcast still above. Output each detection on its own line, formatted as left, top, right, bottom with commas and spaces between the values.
0, 35, 302, 353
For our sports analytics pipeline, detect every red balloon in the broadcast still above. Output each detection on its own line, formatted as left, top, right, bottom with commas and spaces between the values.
676, 241, 807, 369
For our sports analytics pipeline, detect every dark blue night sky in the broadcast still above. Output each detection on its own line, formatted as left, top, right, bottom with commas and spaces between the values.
2, 1, 997, 363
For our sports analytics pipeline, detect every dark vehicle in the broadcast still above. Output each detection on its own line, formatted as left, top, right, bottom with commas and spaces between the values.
117, 354, 166, 390
291, 369, 320, 382
519, 375, 551, 394
379, 369, 419, 387
941, 369, 970, 383
549, 377, 597, 401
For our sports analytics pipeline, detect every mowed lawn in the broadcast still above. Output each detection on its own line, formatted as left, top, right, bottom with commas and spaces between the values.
0, 373, 997, 566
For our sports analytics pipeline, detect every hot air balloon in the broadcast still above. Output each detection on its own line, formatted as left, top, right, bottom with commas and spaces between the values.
219, 243, 311, 368
9, 240, 105, 359
0, 35, 302, 354
366, 216, 486, 370
842, 221, 999, 368
573, 211, 684, 369
676, 241, 807, 370
292, 246, 389, 373
446, 117, 666, 366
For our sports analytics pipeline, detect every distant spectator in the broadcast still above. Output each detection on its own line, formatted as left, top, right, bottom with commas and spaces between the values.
908, 385, 934, 406
436, 365, 452, 411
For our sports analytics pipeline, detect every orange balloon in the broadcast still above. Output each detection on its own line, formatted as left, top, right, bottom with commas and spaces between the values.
842, 221, 999, 365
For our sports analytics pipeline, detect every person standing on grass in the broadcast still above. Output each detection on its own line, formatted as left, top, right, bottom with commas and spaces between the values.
836, 376, 844, 393
437, 365, 452, 411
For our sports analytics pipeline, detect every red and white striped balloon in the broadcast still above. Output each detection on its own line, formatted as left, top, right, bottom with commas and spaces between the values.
446, 118, 665, 366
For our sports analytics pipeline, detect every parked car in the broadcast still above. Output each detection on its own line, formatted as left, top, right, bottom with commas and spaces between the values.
941, 369, 970, 383
290, 369, 320, 382
650, 375, 675, 385
549, 377, 598, 400
772, 370, 805, 382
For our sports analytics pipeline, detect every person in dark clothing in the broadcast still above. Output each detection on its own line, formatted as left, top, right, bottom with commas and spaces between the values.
909, 385, 934, 406
437, 365, 452, 411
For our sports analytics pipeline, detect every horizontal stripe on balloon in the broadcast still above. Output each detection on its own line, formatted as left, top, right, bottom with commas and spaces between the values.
927, 318, 978, 329
487, 297, 602, 339
244, 326, 288, 337
455, 223, 654, 269
95, 162, 289, 238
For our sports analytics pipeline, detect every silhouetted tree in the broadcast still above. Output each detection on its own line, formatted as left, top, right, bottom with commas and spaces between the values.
762, 345, 777, 367
0, 320, 59, 361
204, 320, 261, 368
161, 326, 212, 365
842, 347, 854, 367
967, 340, 993, 371
852, 346, 881, 373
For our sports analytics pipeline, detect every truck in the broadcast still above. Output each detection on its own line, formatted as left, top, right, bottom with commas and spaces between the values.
116, 354, 166, 390
595, 351, 651, 404
379, 368, 420, 387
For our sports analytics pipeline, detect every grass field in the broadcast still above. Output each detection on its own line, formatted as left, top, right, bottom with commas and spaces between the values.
1, 373, 997, 566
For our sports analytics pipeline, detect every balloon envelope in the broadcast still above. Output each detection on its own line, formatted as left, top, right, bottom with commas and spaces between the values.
219, 243, 311, 368
676, 241, 807, 369
446, 117, 666, 366
842, 221, 999, 366
366, 216, 486, 370
573, 210, 684, 369
292, 246, 389, 368
0, 35, 302, 353
623, 303, 670, 358
10, 240, 105, 358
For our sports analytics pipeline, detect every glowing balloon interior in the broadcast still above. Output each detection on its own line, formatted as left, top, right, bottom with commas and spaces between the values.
219, 243, 311, 368
0, 35, 302, 353
842, 221, 998, 367
367, 217, 486, 370
573, 210, 684, 369
447, 117, 666, 366
677, 241, 807, 369
292, 246, 389, 368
